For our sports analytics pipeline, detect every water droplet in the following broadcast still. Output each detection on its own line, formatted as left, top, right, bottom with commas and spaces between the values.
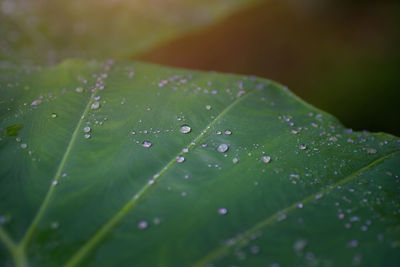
84, 134, 91, 139
91, 101, 100, 110
262, 156, 271, 163
293, 239, 308, 253
142, 141, 152, 148
299, 144, 307, 150
216, 130, 222, 135
20, 143, 27, 149
366, 148, 377, 154
130, 131, 136, 135
138, 220, 148, 230
52, 180, 58, 186
250, 246, 260, 254
176, 156, 185, 163
51, 113, 57, 118
232, 157, 239, 164
179, 125, 191, 134
75, 87, 83, 93
224, 130, 232, 135
83, 126, 91, 133
217, 144, 229, 153
218, 208, 228, 215
51, 222, 60, 229
298, 203, 303, 208
291, 130, 298, 134
182, 148, 189, 153
347, 240, 359, 248
205, 105, 212, 110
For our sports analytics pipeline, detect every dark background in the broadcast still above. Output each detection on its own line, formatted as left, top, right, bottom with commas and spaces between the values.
138, 0, 400, 136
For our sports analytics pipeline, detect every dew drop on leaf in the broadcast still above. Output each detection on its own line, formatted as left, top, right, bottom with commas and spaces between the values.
83, 126, 91, 133
224, 130, 232, 135
91, 102, 100, 110
137, 220, 148, 230
176, 156, 185, 163
217, 144, 229, 153
262, 156, 271, 163
142, 141, 152, 148
218, 208, 228, 215
84, 134, 91, 139
179, 125, 191, 134
51, 113, 57, 118
20, 143, 27, 149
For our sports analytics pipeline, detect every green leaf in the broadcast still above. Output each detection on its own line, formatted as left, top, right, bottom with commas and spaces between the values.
0, 0, 259, 64
0, 60, 399, 266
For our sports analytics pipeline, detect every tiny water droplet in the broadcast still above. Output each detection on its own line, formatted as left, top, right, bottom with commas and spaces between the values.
142, 141, 152, 148
176, 156, 185, 163
299, 144, 307, 150
75, 87, 83, 93
138, 220, 148, 230
217, 144, 229, 153
205, 105, 212, 110
262, 156, 271, 163
84, 134, 91, 139
179, 125, 191, 134
83, 126, 91, 133
224, 130, 232, 135
293, 239, 307, 253
20, 143, 27, 149
218, 208, 228, 215
51, 113, 57, 118
216, 130, 222, 135
232, 157, 239, 164
52, 180, 58, 186
51, 222, 60, 229
90, 101, 100, 110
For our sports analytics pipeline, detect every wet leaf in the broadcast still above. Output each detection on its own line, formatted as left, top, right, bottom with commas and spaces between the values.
0, 60, 399, 266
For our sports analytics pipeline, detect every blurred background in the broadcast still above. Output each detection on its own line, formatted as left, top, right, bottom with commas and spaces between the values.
139, 0, 400, 136
1, 0, 399, 135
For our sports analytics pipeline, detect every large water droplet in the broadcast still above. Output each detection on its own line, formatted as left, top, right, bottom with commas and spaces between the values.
217, 144, 229, 153
142, 141, 152, 148
179, 125, 191, 134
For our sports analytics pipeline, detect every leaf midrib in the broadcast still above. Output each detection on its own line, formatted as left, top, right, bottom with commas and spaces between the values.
63, 87, 260, 267
192, 150, 400, 266
0, 61, 114, 267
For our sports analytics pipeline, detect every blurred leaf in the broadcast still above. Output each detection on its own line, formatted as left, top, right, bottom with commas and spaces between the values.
0, 0, 260, 64
0, 60, 399, 266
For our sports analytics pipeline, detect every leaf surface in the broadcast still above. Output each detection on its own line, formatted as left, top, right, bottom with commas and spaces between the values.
0, 60, 399, 266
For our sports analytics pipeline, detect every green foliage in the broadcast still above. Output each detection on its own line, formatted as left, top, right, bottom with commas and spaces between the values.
0, 60, 399, 266
0, 0, 258, 64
